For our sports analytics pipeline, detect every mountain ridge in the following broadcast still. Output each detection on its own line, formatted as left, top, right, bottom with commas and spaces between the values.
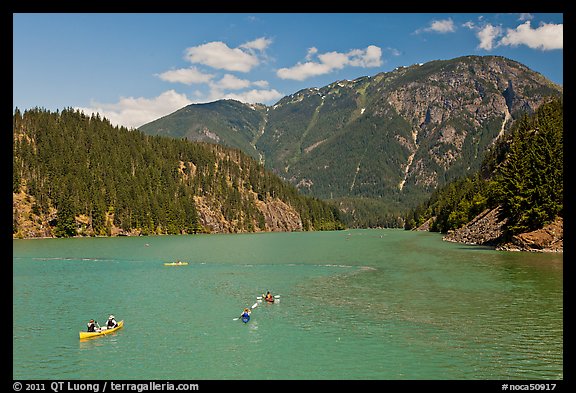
139, 55, 562, 226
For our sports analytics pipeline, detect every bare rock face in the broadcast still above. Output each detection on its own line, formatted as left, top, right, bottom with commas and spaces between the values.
380, 56, 560, 193
443, 207, 507, 246
194, 196, 231, 233
497, 217, 563, 252
255, 197, 303, 232
443, 207, 563, 253
194, 195, 303, 234
13, 191, 56, 239
415, 217, 434, 231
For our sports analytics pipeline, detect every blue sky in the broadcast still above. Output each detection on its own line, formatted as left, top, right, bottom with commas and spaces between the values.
13, 13, 563, 129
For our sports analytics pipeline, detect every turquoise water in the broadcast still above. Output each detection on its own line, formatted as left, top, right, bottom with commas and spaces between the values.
13, 229, 563, 380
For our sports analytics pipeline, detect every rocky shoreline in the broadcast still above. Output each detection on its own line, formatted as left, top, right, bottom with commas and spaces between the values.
440, 207, 563, 253
13, 190, 306, 239
496, 216, 563, 252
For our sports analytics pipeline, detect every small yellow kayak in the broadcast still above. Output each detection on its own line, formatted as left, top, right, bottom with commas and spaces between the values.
79, 320, 124, 340
164, 261, 189, 266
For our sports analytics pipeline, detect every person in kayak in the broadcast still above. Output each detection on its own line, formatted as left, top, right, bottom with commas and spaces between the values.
265, 291, 274, 303
107, 315, 118, 328
87, 319, 98, 332
240, 308, 251, 319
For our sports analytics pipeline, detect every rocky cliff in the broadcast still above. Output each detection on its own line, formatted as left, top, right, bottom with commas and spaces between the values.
13, 184, 307, 238
497, 217, 563, 252
442, 207, 562, 252
193, 194, 303, 234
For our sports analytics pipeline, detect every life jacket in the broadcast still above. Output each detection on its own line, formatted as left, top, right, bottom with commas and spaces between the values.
107, 319, 117, 328
87, 322, 96, 332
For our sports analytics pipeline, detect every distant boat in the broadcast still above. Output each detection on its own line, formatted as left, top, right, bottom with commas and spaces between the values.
163, 261, 189, 266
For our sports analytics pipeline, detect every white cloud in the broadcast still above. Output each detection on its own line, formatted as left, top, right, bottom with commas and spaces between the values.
220, 88, 284, 104
76, 90, 192, 129
518, 13, 534, 21
277, 45, 383, 81
466, 19, 562, 52
305, 47, 318, 60
156, 66, 214, 85
317, 51, 350, 69
210, 74, 272, 92
184, 37, 271, 72
253, 80, 269, 88
348, 45, 383, 67
499, 21, 563, 50
240, 37, 272, 52
73, 37, 281, 128
214, 74, 252, 90
429, 18, 456, 33
185, 41, 259, 72
416, 18, 456, 34
477, 24, 503, 50
277, 62, 332, 81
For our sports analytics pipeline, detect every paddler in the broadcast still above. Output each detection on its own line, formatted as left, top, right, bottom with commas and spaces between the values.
87, 319, 98, 332
107, 315, 118, 328
240, 308, 251, 319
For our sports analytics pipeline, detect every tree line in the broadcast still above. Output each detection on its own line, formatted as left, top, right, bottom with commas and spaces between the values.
13, 107, 344, 237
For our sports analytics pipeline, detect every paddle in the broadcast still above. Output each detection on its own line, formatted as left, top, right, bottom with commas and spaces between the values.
233, 302, 258, 321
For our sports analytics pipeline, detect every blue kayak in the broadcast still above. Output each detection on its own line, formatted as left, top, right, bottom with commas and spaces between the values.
241, 315, 250, 323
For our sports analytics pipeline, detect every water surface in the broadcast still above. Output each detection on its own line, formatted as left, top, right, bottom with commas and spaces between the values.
13, 230, 563, 380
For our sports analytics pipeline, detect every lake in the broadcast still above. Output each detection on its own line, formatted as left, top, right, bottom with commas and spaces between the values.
12, 229, 563, 381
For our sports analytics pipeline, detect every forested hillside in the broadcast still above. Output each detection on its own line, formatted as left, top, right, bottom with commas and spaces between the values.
404, 97, 563, 244
139, 55, 562, 227
13, 108, 344, 238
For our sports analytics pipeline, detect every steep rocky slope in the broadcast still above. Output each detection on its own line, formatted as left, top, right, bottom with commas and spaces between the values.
140, 55, 562, 217
442, 207, 562, 252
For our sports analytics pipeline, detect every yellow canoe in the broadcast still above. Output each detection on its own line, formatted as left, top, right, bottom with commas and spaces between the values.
79, 320, 124, 340
164, 261, 189, 266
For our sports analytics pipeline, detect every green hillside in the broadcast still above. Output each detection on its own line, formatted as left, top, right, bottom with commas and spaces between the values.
13, 108, 344, 238
404, 97, 563, 239
137, 55, 563, 227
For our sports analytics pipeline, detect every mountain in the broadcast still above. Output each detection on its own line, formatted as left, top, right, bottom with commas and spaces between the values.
12, 108, 344, 238
407, 97, 563, 252
140, 99, 268, 162
138, 55, 563, 226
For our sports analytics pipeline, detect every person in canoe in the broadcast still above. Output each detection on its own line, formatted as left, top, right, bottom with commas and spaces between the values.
264, 291, 274, 303
107, 315, 118, 328
87, 319, 100, 332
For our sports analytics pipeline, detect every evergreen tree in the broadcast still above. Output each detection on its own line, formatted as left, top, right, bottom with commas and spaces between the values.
494, 98, 563, 236
55, 195, 77, 238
